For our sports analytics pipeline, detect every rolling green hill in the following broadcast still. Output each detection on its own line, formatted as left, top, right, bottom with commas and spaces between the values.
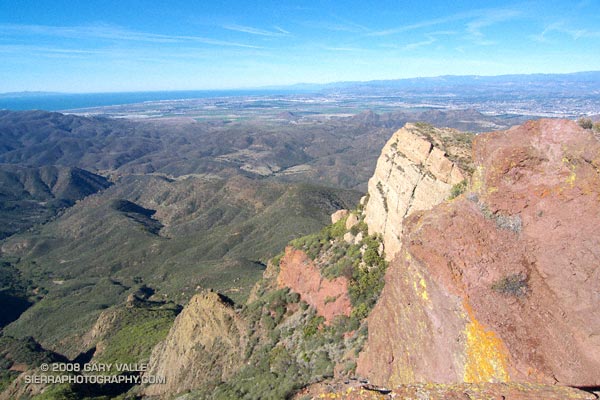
0, 109, 483, 399
1, 173, 360, 358
0, 109, 502, 193
0, 164, 111, 239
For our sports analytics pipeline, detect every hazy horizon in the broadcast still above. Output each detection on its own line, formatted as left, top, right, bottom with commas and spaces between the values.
0, 69, 599, 96
1, 0, 599, 93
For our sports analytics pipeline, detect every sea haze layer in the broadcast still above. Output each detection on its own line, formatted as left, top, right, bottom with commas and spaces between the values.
0, 89, 307, 111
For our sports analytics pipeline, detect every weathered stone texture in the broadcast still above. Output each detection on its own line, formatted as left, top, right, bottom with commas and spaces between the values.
357, 119, 600, 388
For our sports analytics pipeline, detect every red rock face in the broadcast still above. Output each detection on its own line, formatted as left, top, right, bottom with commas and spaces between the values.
357, 119, 600, 387
277, 246, 352, 323
293, 382, 596, 400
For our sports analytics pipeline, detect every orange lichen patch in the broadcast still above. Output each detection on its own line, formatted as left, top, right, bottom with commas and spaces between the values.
538, 187, 551, 198
463, 301, 510, 383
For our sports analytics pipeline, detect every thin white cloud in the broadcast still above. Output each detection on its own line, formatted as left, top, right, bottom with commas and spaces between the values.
310, 22, 360, 32
369, 14, 462, 36
329, 16, 370, 33
466, 8, 521, 45
370, 6, 521, 44
531, 22, 600, 42
0, 23, 261, 48
222, 24, 289, 37
274, 26, 291, 35
0, 44, 101, 55
323, 46, 366, 52
531, 22, 560, 43
304, 16, 370, 34
403, 37, 437, 51
380, 31, 455, 51
0, 41, 271, 64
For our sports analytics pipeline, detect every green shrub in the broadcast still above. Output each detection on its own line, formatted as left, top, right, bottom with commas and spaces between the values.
312, 350, 333, 378
0, 371, 17, 394
375, 182, 388, 212
356, 193, 369, 212
31, 384, 79, 400
362, 235, 383, 267
94, 307, 177, 367
495, 214, 522, 233
578, 117, 593, 130
348, 235, 387, 314
492, 273, 528, 297
303, 315, 325, 338
328, 218, 347, 238
286, 291, 300, 304
449, 180, 467, 200
343, 360, 357, 374
270, 252, 284, 267
322, 243, 361, 279
291, 217, 349, 260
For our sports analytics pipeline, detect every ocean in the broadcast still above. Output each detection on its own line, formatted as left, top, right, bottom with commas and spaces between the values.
0, 89, 306, 112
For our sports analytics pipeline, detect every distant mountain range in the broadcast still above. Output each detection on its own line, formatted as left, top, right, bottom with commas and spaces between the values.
0, 91, 63, 98
2, 70, 599, 109
260, 70, 600, 93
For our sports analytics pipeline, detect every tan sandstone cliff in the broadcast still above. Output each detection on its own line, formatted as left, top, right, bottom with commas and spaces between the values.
357, 119, 600, 388
364, 123, 470, 259
143, 290, 247, 397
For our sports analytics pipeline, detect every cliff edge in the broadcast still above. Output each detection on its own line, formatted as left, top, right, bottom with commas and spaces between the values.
364, 123, 471, 259
357, 119, 600, 387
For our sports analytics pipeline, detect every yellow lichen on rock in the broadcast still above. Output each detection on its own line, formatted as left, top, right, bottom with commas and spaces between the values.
463, 304, 510, 383
419, 278, 429, 301
562, 156, 578, 186
471, 165, 485, 192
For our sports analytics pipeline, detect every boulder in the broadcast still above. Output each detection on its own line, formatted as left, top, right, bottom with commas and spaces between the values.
343, 232, 355, 244
345, 213, 359, 230
331, 209, 349, 224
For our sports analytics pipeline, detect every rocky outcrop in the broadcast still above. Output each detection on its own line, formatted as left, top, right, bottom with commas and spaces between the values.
357, 119, 600, 387
331, 209, 349, 224
345, 212, 359, 230
0, 370, 49, 400
143, 290, 247, 397
81, 308, 121, 357
277, 246, 352, 323
293, 382, 596, 400
364, 123, 469, 260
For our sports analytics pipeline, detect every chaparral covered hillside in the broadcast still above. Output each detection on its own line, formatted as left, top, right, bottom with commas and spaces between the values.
2, 116, 599, 400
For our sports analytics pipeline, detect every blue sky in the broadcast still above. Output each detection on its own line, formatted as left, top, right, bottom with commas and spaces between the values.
0, 0, 599, 92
